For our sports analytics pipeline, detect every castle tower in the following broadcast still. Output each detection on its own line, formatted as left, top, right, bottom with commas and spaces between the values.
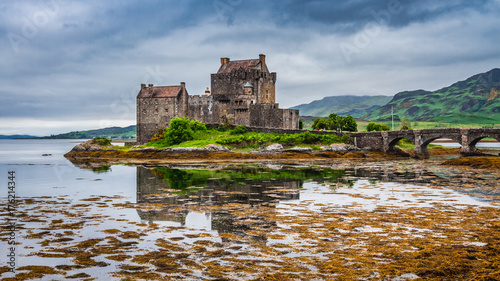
211, 54, 276, 105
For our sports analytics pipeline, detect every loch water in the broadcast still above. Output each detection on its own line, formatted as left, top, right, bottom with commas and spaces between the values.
1, 139, 499, 280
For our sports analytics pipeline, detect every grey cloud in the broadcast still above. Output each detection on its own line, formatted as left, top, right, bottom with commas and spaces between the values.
0, 0, 499, 135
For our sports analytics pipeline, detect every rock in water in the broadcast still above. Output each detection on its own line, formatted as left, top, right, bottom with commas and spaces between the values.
71, 140, 111, 152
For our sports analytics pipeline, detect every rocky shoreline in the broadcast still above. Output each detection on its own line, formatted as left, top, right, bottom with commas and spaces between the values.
64, 139, 381, 164
64, 139, 499, 168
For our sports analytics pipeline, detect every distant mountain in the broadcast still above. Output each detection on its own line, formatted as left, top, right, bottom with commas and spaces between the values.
292, 95, 393, 118
365, 68, 500, 124
39, 125, 136, 139
0, 134, 38, 139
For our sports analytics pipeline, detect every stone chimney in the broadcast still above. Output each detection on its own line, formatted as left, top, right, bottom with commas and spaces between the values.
221, 57, 230, 65
180, 82, 185, 89
259, 54, 266, 71
148, 84, 153, 88
141, 83, 146, 90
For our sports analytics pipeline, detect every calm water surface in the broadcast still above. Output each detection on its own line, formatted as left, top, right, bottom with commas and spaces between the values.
0, 139, 499, 280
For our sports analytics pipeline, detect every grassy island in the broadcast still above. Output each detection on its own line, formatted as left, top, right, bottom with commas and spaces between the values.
64, 118, 371, 163
140, 118, 351, 152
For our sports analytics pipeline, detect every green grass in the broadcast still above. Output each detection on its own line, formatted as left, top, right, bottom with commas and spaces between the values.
144, 129, 351, 150
149, 130, 228, 149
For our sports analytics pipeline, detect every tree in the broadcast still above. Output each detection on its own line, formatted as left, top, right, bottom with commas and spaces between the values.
327, 113, 339, 130
400, 117, 411, 130
299, 119, 304, 130
312, 118, 329, 130
339, 115, 357, 132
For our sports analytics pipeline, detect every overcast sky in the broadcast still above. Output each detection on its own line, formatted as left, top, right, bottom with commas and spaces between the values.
1, 0, 499, 136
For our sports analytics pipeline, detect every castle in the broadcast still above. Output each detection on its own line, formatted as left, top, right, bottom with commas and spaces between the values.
136, 54, 299, 143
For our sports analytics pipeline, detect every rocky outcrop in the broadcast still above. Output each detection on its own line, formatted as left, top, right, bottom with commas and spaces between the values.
71, 139, 112, 152
320, 144, 360, 152
132, 147, 161, 152
262, 144, 283, 152
205, 144, 230, 152
283, 147, 312, 153
161, 147, 206, 153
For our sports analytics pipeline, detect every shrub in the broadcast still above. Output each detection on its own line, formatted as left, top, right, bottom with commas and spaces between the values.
367, 122, 391, 132
163, 117, 194, 145
91, 137, 111, 146
302, 131, 319, 144
189, 120, 207, 132
230, 125, 248, 135
149, 129, 165, 142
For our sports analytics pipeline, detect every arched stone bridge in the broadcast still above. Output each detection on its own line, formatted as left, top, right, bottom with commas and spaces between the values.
348, 128, 500, 157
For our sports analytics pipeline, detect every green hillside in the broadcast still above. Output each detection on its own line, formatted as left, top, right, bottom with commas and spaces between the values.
292, 95, 393, 118
39, 125, 136, 139
364, 68, 500, 124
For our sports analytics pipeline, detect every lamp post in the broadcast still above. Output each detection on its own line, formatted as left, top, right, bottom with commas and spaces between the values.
391, 106, 394, 131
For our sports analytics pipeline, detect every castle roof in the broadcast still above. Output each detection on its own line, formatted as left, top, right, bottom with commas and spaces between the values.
138, 86, 182, 98
217, 59, 261, 74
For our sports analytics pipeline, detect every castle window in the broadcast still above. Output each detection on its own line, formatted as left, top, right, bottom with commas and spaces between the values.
155, 109, 158, 114
142, 109, 146, 114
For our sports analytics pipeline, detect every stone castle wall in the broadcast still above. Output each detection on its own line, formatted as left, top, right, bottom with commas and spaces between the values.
187, 95, 214, 124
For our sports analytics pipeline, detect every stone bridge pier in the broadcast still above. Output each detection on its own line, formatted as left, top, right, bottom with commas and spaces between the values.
349, 128, 500, 158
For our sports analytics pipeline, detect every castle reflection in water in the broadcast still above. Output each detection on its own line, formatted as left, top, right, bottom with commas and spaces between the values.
135, 166, 310, 236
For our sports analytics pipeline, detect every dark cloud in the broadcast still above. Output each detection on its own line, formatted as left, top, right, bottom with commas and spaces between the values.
265, 0, 494, 29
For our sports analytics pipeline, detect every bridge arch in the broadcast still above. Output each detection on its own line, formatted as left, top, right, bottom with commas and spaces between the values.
386, 136, 414, 153
384, 131, 415, 153
416, 135, 462, 157
464, 134, 500, 154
